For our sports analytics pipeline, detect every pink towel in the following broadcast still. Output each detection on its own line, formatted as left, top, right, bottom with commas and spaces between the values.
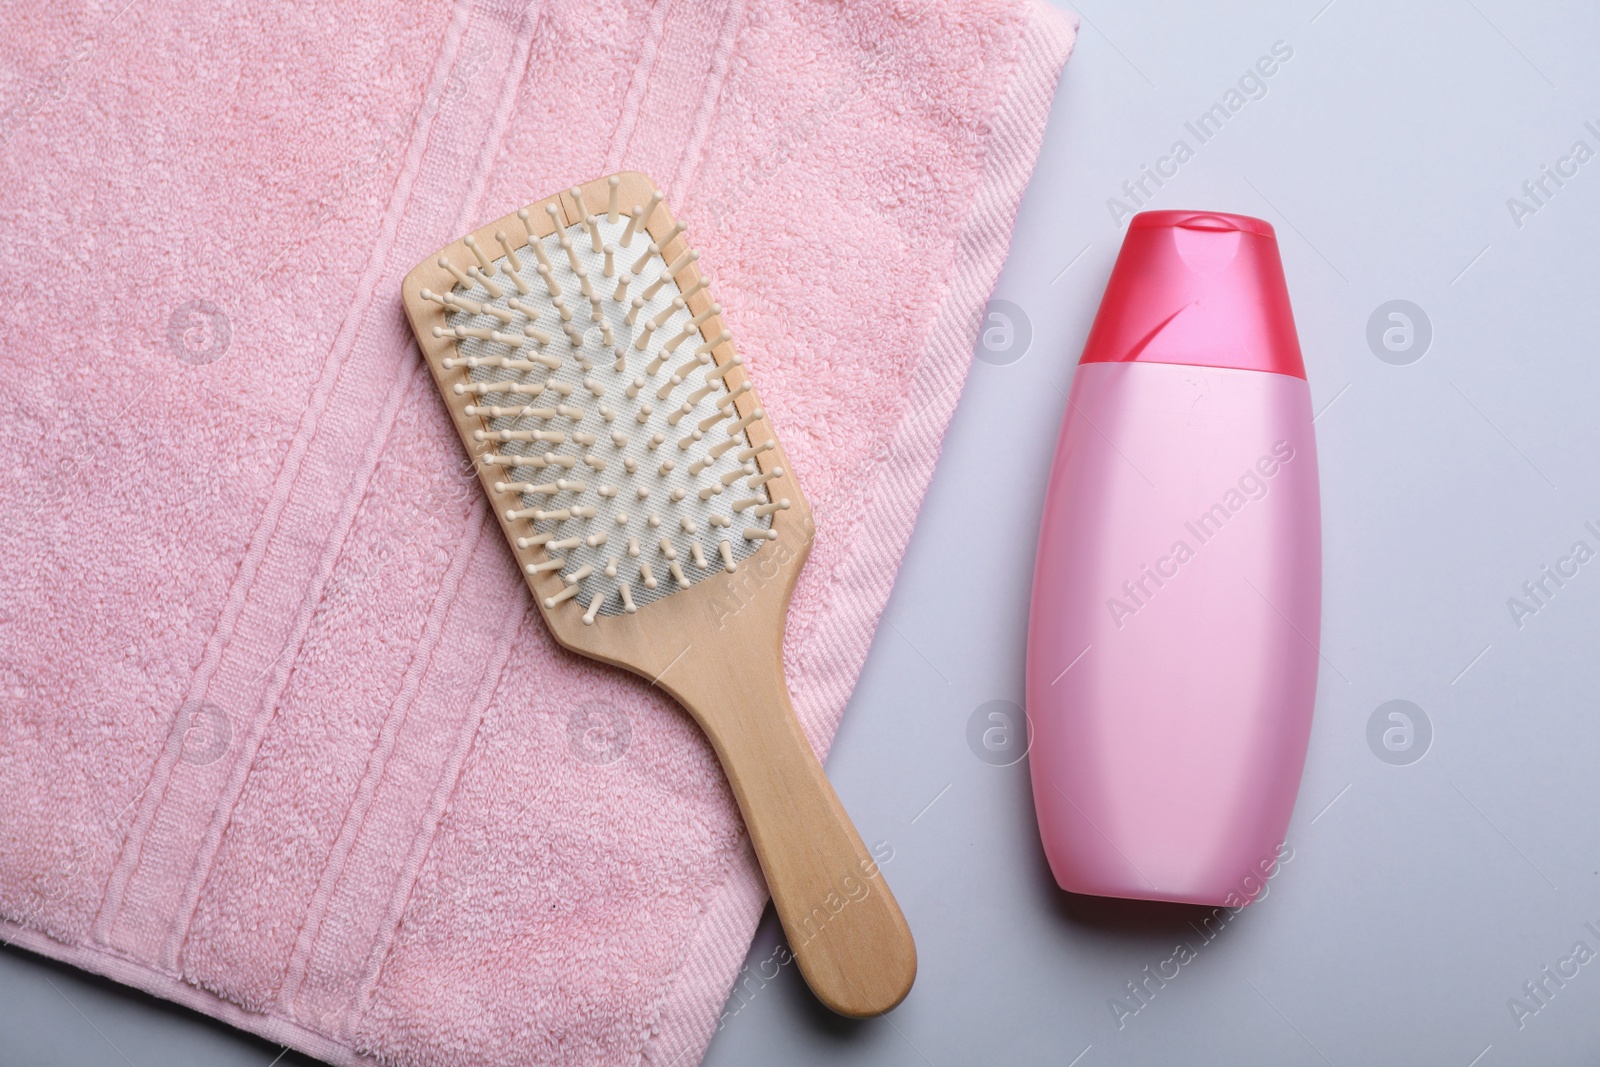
0, 0, 1073, 1063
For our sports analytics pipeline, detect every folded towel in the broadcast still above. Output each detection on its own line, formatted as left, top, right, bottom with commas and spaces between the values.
0, 0, 1073, 1062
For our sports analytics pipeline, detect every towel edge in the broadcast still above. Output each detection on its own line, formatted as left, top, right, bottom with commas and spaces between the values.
0, 920, 377, 1067
638, 3, 1077, 1065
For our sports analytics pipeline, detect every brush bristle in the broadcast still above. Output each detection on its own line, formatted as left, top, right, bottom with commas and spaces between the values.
427, 199, 783, 621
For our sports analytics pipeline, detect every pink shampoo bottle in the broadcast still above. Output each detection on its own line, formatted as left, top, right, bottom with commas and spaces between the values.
1025, 210, 1320, 906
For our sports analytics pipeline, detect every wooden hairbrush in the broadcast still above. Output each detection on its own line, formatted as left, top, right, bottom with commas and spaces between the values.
401, 173, 916, 1017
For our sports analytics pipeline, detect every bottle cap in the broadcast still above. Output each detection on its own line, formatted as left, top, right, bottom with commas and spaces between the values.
1078, 210, 1305, 379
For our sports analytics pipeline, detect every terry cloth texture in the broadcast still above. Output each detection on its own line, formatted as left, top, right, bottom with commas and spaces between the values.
0, 0, 1074, 1063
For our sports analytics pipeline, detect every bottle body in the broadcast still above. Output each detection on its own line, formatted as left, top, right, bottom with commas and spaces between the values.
1025, 210, 1320, 906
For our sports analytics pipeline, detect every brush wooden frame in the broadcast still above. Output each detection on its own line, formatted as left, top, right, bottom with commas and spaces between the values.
401, 172, 916, 1017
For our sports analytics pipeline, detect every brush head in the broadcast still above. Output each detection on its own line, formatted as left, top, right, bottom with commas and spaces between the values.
403, 174, 807, 634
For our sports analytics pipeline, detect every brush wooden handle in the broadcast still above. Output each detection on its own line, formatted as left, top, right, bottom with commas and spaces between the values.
668, 651, 917, 1017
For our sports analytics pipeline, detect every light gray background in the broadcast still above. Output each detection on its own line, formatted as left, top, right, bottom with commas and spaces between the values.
7, 0, 1600, 1064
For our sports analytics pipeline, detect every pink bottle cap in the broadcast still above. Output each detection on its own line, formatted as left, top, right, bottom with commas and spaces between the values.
1078, 210, 1305, 379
